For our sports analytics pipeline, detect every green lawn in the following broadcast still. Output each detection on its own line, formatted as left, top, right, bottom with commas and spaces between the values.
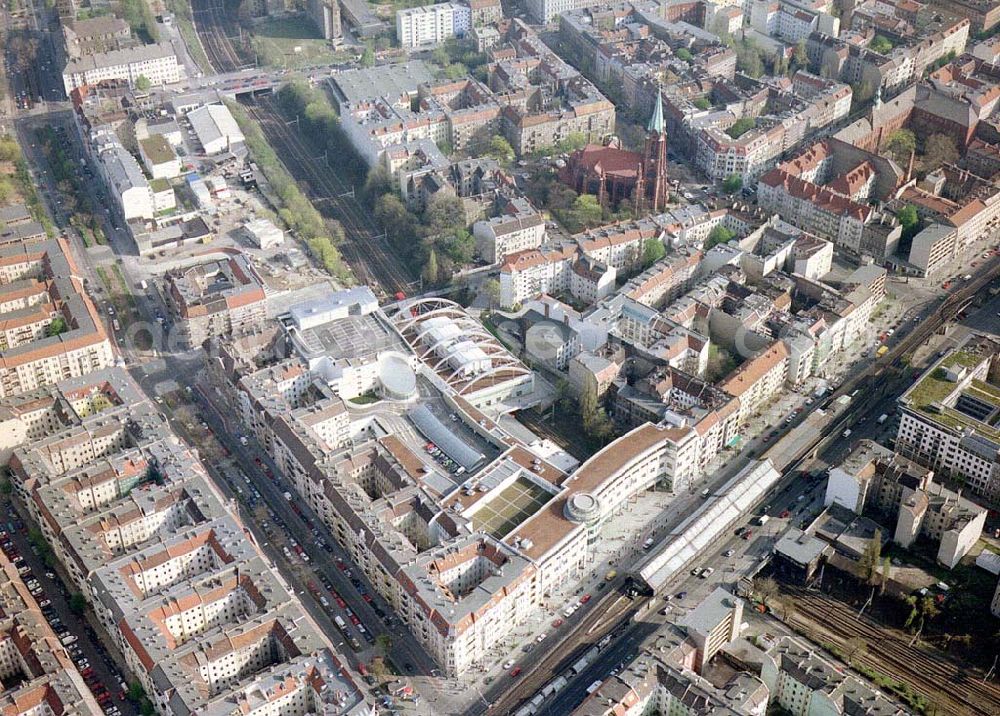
251, 16, 356, 69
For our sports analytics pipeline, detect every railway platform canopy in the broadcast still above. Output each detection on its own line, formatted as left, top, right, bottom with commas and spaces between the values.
639, 459, 780, 593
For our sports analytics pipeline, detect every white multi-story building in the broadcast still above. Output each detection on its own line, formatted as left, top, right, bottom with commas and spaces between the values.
396, 2, 472, 48
92, 129, 154, 221
895, 333, 1000, 506
473, 196, 546, 264
62, 41, 181, 94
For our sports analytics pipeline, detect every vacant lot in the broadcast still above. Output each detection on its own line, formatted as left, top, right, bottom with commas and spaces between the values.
251, 16, 355, 69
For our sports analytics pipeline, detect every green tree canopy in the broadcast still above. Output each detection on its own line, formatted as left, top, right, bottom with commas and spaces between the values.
726, 117, 756, 139
487, 135, 515, 164
884, 129, 916, 163
693, 97, 711, 110
424, 193, 466, 235
46, 316, 67, 337
722, 174, 743, 194
642, 237, 666, 267
566, 194, 603, 231
869, 35, 893, 54
360, 44, 375, 68
135, 74, 151, 92
676, 48, 693, 62
705, 224, 736, 249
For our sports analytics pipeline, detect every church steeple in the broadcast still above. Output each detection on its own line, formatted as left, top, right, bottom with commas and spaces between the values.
643, 87, 668, 213
648, 89, 665, 134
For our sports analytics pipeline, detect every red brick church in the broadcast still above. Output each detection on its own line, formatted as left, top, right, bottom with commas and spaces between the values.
561, 92, 669, 213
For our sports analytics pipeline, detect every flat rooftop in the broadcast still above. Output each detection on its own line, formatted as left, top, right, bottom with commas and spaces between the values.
330, 60, 434, 106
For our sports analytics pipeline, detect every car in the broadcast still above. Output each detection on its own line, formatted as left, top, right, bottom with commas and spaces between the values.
510, 666, 523, 677
349, 614, 361, 626
723, 549, 735, 557
552, 618, 564, 628
780, 509, 791, 518
700, 567, 714, 578
676, 591, 687, 599
503, 659, 515, 670
523, 643, 534, 653
762, 434, 770, 442
690, 568, 701, 576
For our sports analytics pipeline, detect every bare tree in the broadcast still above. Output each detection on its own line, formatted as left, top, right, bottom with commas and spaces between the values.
844, 636, 867, 662
754, 576, 779, 609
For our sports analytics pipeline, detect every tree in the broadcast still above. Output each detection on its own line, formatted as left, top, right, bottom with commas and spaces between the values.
422, 249, 439, 287
792, 41, 808, 70
360, 44, 375, 68
69, 592, 87, 615
859, 528, 882, 584
694, 97, 711, 110
487, 136, 514, 164
897, 205, 920, 242
135, 74, 151, 92
424, 193, 466, 235
879, 556, 891, 595
362, 165, 392, 201
869, 35, 893, 54
754, 576, 779, 608
844, 636, 867, 662
565, 194, 603, 231
722, 174, 743, 194
442, 228, 475, 265
430, 46, 450, 67
375, 634, 392, 658
580, 384, 615, 444
46, 316, 67, 337
642, 237, 666, 267
726, 117, 756, 139
705, 224, 736, 249
676, 48, 693, 62
483, 278, 501, 309
374, 194, 415, 248
922, 133, 959, 172
884, 129, 916, 164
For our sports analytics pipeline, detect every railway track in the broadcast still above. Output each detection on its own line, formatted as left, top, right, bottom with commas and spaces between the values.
241, 95, 416, 296
191, 0, 249, 73
785, 586, 1000, 716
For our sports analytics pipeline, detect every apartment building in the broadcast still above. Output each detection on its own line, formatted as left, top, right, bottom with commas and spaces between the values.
895, 333, 1000, 506
826, 440, 987, 568
8, 370, 370, 715
163, 254, 268, 349
396, 2, 471, 49
90, 127, 154, 222
62, 16, 132, 59
62, 41, 181, 94
473, 196, 546, 264
760, 636, 908, 715
0, 239, 115, 399
575, 218, 664, 271
718, 341, 789, 428
499, 242, 617, 309
0, 553, 104, 715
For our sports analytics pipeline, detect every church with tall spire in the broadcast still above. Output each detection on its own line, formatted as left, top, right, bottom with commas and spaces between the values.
560, 93, 669, 213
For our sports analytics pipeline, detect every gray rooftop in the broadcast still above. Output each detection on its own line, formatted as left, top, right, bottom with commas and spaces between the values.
330, 61, 434, 106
